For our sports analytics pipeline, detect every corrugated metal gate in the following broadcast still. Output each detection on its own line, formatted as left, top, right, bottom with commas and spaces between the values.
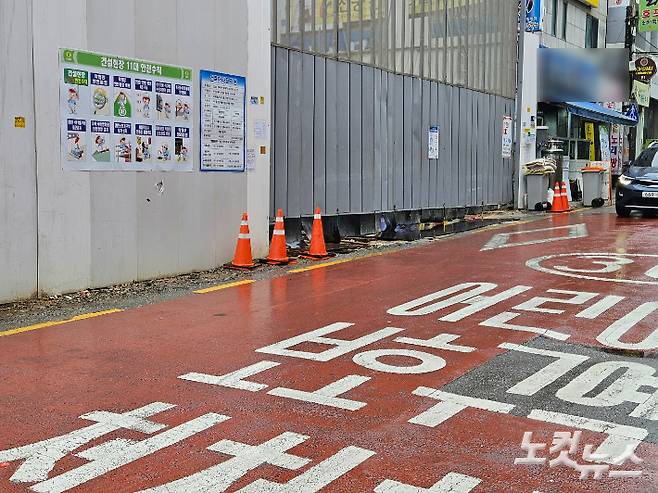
271, 45, 515, 219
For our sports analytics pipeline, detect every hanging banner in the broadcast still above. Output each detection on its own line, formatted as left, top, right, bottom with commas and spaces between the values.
525, 0, 543, 32
428, 125, 439, 160
639, 0, 658, 32
610, 124, 622, 174
599, 125, 611, 163
200, 70, 246, 172
584, 122, 596, 161
501, 116, 513, 158
59, 48, 193, 171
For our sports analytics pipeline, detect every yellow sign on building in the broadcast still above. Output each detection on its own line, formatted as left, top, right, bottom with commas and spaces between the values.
576, 0, 599, 7
584, 122, 596, 161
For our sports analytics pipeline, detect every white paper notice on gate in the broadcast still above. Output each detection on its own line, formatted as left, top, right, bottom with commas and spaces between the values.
502, 116, 513, 159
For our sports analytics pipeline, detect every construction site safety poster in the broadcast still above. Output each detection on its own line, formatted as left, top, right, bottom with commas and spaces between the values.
59, 48, 194, 171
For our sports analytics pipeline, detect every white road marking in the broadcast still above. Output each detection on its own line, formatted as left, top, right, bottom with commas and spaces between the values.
388, 283, 499, 316
395, 333, 476, 353
235, 446, 375, 492
555, 361, 658, 418
498, 343, 589, 396
480, 224, 588, 251
139, 432, 311, 492
30, 413, 230, 493
575, 295, 625, 319
374, 472, 481, 492
439, 286, 533, 323
596, 301, 658, 351
409, 388, 514, 427
179, 361, 281, 392
268, 375, 370, 411
256, 322, 403, 362
526, 253, 658, 286
480, 312, 570, 341
353, 349, 446, 374
526, 410, 647, 461
513, 289, 598, 315
0, 402, 175, 484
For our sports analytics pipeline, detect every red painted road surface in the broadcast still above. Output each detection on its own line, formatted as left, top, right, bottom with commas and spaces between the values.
1, 210, 657, 492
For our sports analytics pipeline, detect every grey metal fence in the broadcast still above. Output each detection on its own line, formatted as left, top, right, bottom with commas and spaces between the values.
272, 0, 519, 99
271, 45, 515, 218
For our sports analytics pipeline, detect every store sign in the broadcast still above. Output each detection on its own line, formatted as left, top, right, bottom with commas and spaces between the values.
639, 0, 658, 32
584, 122, 596, 161
575, 0, 599, 6
525, 0, 543, 32
634, 56, 657, 82
610, 0, 630, 7
633, 80, 651, 107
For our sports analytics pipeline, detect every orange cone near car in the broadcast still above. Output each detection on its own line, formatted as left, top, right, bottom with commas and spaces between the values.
266, 209, 290, 265
229, 212, 257, 268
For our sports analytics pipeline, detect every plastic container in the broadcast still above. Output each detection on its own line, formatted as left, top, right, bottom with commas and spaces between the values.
526, 174, 550, 210
581, 168, 604, 207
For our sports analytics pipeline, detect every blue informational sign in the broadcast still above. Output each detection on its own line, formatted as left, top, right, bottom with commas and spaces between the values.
199, 70, 247, 172
525, 0, 543, 32
625, 103, 639, 123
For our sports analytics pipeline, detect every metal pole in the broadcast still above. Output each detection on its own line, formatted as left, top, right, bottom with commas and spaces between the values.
513, 1, 526, 208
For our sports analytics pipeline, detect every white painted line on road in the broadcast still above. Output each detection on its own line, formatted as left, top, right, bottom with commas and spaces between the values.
179, 361, 281, 392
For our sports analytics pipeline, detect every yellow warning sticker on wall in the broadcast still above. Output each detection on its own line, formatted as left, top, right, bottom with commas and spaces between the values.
14, 116, 26, 128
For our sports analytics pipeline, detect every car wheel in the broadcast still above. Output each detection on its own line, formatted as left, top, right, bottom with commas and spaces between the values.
616, 204, 631, 217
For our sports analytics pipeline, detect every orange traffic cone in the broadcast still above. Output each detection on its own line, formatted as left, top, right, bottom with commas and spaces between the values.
302, 207, 333, 260
560, 181, 571, 211
550, 182, 565, 213
226, 212, 258, 269
266, 209, 291, 265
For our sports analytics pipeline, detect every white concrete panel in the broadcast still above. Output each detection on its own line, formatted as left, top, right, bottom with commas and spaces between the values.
33, 0, 92, 295
86, 0, 138, 287
0, 0, 38, 302
21, 0, 271, 297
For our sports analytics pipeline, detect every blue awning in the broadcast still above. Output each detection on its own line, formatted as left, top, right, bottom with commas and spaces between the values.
565, 102, 638, 126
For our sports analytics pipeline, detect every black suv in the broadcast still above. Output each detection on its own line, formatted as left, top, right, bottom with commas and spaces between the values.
616, 144, 658, 217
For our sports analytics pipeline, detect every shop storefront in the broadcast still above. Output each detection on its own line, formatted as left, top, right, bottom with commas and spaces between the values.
536, 101, 636, 202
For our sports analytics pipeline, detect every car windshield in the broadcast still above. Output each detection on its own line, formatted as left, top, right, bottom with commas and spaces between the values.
633, 148, 658, 170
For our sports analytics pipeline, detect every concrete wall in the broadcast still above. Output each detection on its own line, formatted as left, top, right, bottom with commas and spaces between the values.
0, 0, 38, 302
0, 0, 271, 302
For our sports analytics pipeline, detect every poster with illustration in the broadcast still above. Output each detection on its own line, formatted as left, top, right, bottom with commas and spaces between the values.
156, 81, 173, 120
113, 75, 132, 118
155, 125, 172, 161
135, 124, 153, 163
175, 127, 190, 163
60, 48, 192, 170
90, 72, 110, 116
113, 122, 132, 163
174, 83, 191, 122
62, 68, 89, 118
134, 78, 154, 120
90, 120, 111, 162
65, 119, 87, 161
